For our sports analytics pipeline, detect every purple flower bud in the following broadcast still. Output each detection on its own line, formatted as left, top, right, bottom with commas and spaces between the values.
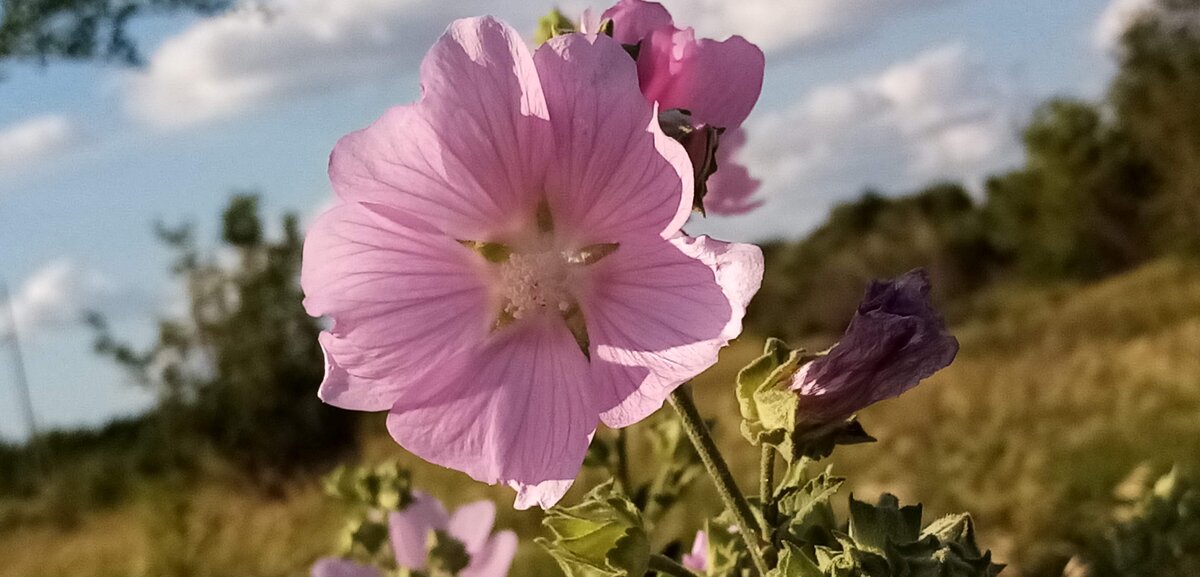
790, 269, 958, 423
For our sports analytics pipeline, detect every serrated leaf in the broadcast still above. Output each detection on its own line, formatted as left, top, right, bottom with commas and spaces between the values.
775, 464, 845, 543
769, 542, 824, 577
847, 494, 922, 555
540, 480, 649, 577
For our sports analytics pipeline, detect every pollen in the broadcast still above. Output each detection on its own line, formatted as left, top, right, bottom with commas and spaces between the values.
499, 250, 574, 319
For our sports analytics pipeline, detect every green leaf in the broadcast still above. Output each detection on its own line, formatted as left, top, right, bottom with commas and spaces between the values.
768, 542, 825, 577
847, 494, 922, 555
833, 494, 1004, 577
641, 417, 704, 525
922, 514, 982, 553
705, 522, 750, 577
321, 461, 413, 511
775, 463, 845, 543
539, 480, 650, 577
534, 8, 577, 44
428, 529, 471, 576
346, 517, 390, 557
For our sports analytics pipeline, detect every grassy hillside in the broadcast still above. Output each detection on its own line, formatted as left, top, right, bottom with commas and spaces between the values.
3, 258, 1199, 577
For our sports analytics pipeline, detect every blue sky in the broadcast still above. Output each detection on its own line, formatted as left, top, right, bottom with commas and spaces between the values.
0, 0, 1138, 439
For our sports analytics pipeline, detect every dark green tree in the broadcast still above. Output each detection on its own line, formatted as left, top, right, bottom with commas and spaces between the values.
1112, 0, 1200, 253
92, 194, 356, 488
0, 0, 228, 67
748, 183, 994, 340
983, 99, 1154, 279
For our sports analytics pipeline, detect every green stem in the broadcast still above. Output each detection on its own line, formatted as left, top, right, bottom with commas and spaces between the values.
616, 427, 632, 493
649, 554, 700, 577
759, 444, 775, 538
669, 386, 770, 577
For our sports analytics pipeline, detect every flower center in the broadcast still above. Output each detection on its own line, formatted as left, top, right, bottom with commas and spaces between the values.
498, 249, 574, 320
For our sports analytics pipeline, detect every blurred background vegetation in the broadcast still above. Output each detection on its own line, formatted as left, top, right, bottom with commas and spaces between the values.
2, 1, 1200, 576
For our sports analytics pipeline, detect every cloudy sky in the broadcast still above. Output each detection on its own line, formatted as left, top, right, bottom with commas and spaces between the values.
0, 0, 1145, 439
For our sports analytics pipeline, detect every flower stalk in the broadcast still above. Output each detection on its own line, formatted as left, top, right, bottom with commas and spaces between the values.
759, 444, 775, 536
616, 427, 632, 492
669, 385, 770, 576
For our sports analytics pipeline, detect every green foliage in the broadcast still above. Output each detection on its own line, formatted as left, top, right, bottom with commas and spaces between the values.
1082, 467, 1200, 577
772, 463, 843, 546
776, 493, 1002, 577
0, 415, 193, 529
534, 8, 576, 44
638, 418, 705, 526
1112, 0, 1200, 253
984, 99, 1153, 279
92, 193, 356, 487
322, 461, 414, 512
429, 529, 472, 576
706, 522, 752, 577
749, 183, 993, 340
538, 480, 650, 577
750, 0, 1200, 339
0, 0, 228, 69
320, 462, 414, 566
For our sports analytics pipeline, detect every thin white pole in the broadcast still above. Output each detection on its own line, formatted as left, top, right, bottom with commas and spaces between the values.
0, 278, 39, 443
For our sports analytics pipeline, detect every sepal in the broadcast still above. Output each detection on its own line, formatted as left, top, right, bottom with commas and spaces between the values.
535, 8, 577, 44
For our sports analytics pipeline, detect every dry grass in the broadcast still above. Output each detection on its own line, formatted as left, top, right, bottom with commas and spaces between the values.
4, 258, 1200, 577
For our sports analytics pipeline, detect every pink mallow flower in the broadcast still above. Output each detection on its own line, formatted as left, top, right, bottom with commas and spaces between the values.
681, 530, 709, 573
302, 17, 763, 509
790, 270, 959, 423
312, 494, 517, 577
602, 0, 766, 215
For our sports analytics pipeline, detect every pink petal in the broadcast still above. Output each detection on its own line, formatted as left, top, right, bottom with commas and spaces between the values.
510, 478, 576, 510
386, 319, 597, 509
706, 128, 763, 216
389, 492, 451, 571
579, 8, 603, 36
681, 531, 709, 573
581, 236, 763, 427
638, 27, 765, 129
301, 202, 492, 411
534, 33, 694, 244
449, 500, 496, 554
601, 0, 674, 45
311, 558, 381, 577
328, 17, 551, 240
462, 531, 519, 577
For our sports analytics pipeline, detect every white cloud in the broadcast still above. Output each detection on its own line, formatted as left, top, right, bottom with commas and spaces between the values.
0, 115, 80, 173
128, 0, 958, 127
662, 0, 959, 53
1094, 0, 1156, 51
127, 0, 575, 128
695, 44, 1024, 240
1, 260, 141, 338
